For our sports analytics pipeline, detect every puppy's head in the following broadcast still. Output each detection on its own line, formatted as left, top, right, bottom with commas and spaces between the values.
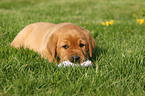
55, 24, 95, 63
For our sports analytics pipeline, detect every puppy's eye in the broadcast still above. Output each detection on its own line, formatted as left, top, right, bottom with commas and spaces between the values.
79, 43, 85, 47
62, 45, 69, 49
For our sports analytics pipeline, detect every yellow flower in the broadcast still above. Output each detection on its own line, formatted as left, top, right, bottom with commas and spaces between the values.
137, 19, 144, 24
105, 21, 109, 26
102, 22, 105, 25
102, 20, 114, 26
109, 20, 114, 25
92, 30, 94, 34
139, 19, 144, 24
137, 19, 140, 23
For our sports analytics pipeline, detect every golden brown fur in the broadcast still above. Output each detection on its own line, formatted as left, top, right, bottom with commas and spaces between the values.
11, 22, 95, 63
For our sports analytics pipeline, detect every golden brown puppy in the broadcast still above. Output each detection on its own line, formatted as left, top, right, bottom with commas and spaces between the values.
11, 22, 95, 63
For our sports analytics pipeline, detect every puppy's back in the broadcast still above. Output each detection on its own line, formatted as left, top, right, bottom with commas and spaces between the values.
10, 22, 56, 51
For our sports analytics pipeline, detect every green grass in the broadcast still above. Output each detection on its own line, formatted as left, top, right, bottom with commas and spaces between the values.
0, 0, 145, 95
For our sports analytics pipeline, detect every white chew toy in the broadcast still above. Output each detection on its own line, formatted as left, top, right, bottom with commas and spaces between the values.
58, 60, 93, 67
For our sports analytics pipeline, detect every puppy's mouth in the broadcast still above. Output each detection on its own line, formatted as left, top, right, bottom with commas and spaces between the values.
69, 55, 81, 64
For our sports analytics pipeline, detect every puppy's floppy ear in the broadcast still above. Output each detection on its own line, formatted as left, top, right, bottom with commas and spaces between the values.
87, 35, 96, 58
46, 34, 58, 62
81, 28, 96, 58
39, 34, 57, 62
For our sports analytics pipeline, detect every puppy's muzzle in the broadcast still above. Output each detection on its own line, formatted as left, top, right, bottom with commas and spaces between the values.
70, 55, 80, 63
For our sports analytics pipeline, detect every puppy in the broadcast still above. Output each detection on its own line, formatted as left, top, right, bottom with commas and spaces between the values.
11, 22, 95, 63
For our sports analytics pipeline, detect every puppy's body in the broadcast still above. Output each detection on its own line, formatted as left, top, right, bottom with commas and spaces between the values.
11, 22, 95, 63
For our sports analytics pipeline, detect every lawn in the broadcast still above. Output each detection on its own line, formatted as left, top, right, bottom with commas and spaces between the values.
0, 0, 145, 95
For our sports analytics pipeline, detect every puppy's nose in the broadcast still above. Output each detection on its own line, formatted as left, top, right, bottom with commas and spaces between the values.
71, 56, 80, 63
